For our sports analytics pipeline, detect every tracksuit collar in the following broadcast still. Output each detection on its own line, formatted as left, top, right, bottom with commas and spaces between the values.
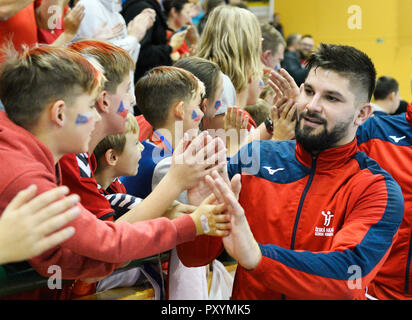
295, 138, 358, 171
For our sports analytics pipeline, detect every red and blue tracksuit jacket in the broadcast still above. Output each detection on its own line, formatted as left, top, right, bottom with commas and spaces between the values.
356, 103, 412, 299
177, 139, 404, 299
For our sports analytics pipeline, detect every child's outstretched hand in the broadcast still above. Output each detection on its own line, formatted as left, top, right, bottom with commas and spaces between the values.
189, 193, 231, 237
163, 201, 196, 220
170, 131, 227, 191
0, 185, 80, 264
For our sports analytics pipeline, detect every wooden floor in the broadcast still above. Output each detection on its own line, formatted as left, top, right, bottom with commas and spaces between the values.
76, 263, 237, 300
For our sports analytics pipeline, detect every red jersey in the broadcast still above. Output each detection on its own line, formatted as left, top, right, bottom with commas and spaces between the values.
59, 153, 116, 221
137, 115, 153, 142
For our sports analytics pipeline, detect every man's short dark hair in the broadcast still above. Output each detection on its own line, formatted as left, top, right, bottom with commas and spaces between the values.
305, 43, 376, 103
373, 76, 399, 100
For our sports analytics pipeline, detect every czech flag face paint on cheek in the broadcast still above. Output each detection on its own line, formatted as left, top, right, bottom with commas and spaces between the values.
191, 110, 202, 122
75, 112, 93, 125
117, 101, 129, 118
214, 100, 221, 112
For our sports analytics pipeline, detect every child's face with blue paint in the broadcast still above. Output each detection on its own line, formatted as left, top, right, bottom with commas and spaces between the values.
183, 87, 204, 132
106, 75, 133, 135
204, 72, 224, 119
64, 92, 100, 154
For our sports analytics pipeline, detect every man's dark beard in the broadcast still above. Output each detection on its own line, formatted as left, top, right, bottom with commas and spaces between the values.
295, 111, 351, 154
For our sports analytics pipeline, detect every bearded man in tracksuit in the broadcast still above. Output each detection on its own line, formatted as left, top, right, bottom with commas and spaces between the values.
177, 43, 405, 300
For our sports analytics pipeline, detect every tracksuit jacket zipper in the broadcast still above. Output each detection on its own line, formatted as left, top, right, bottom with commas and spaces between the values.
282, 156, 317, 300
291, 156, 317, 250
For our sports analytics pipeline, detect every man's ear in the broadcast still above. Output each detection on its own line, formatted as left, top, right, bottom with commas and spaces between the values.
200, 98, 208, 113
388, 91, 396, 101
104, 148, 118, 166
49, 100, 66, 127
355, 103, 373, 126
261, 50, 272, 66
173, 100, 185, 120
95, 90, 110, 113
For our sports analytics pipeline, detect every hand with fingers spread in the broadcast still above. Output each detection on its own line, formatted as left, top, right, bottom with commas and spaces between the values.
205, 171, 261, 270
268, 68, 300, 104
92, 22, 124, 41
169, 131, 227, 191
169, 29, 188, 52
271, 97, 297, 141
64, 4, 85, 37
127, 8, 156, 42
189, 193, 231, 237
224, 106, 249, 156
0, 185, 80, 264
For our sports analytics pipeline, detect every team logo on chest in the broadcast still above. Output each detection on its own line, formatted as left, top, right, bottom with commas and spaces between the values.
314, 210, 335, 237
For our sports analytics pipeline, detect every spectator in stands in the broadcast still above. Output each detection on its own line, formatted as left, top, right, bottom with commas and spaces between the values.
177, 43, 404, 300
0, 0, 82, 58
72, 0, 156, 110
0, 45, 229, 299
93, 113, 166, 297
163, 0, 199, 61
0, 1, 38, 57
371, 76, 401, 115
197, 0, 224, 35
270, 12, 284, 38
0, 185, 80, 264
298, 34, 314, 65
94, 113, 144, 206
197, 6, 263, 132
356, 74, 412, 300
281, 33, 308, 86
121, 0, 187, 83
34, 0, 84, 44
261, 23, 286, 71
174, 57, 224, 131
